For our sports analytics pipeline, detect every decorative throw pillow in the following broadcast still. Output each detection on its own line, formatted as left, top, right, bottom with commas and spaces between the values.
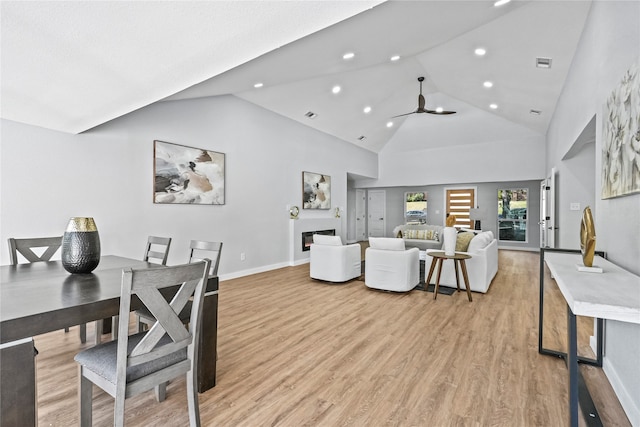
416, 229, 428, 240
455, 232, 475, 252
403, 229, 418, 239
369, 237, 406, 251
313, 235, 342, 246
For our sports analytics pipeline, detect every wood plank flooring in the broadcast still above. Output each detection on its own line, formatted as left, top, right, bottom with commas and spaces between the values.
31, 250, 630, 426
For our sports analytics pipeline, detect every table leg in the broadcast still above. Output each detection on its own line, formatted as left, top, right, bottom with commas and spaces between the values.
198, 289, 218, 392
425, 257, 438, 288
0, 338, 37, 427
453, 260, 461, 292
459, 259, 473, 302
434, 259, 444, 300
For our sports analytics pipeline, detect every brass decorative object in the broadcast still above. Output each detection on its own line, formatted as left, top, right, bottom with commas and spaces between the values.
580, 207, 596, 267
289, 206, 299, 219
62, 217, 101, 274
446, 214, 457, 227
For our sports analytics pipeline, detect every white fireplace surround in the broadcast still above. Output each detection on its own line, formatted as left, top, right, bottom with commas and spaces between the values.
289, 218, 342, 265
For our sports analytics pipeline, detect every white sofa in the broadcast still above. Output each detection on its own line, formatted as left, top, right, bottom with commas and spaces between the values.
310, 235, 361, 282
424, 231, 498, 293
392, 224, 444, 251
365, 237, 420, 292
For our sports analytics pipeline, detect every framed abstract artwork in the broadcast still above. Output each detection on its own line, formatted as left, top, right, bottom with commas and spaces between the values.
154, 140, 225, 205
601, 61, 640, 199
302, 171, 331, 209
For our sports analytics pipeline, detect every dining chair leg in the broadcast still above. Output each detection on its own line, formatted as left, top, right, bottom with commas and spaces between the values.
155, 383, 167, 402
79, 324, 87, 344
79, 368, 93, 427
111, 315, 119, 340
94, 321, 103, 345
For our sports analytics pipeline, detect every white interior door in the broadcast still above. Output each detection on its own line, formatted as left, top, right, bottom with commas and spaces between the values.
367, 190, 386, 238
355, 189, 366, 241
540, 169, 556, 248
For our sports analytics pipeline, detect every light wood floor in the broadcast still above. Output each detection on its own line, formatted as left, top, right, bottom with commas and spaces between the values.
33, 250, 630, 426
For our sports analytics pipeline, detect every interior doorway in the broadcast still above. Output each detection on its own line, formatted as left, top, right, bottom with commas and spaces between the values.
367, 190, 386, 238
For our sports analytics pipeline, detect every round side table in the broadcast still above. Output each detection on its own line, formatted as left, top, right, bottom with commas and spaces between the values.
425, 251, 473, 301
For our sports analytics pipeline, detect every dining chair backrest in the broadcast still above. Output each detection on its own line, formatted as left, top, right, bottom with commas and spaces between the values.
143, 236, 172, 265
8, 236, 63, 265
188, 240, 222, 277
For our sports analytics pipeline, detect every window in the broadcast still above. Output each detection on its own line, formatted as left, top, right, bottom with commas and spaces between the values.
445, 188, 475, 229
405, 192, 427, 224
498, 189, 528, 242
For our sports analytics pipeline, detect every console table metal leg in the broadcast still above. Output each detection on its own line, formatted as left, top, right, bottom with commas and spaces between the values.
567, 305, 579, 427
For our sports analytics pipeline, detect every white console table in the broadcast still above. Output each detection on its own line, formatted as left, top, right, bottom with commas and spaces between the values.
539, 248, 640, 427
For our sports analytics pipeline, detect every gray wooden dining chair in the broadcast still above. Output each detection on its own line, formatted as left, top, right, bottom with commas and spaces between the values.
74, 259, 211, 427
8, 236, 88, 343
99, 236, 172, 344
136, 240, 222, 333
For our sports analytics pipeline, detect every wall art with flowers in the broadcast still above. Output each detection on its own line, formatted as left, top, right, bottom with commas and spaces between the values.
601, 61, 640, 199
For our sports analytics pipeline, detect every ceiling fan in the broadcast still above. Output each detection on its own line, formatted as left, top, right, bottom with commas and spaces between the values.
393, 76, 456, 117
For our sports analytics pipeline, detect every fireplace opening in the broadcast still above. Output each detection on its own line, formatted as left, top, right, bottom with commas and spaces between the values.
302, 229, 335, 252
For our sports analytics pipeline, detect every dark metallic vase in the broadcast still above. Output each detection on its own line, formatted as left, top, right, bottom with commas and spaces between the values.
61, 217, 101, 274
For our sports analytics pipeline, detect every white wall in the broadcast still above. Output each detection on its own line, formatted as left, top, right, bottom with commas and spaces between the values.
545, 1, 640, 424
0, 95, 378, 278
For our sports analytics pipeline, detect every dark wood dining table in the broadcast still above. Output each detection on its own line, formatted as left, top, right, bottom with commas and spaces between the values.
0, 255, 218, 427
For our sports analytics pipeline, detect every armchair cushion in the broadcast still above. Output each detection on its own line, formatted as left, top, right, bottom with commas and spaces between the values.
313, 234, 342, 246
368, 237, 405, 251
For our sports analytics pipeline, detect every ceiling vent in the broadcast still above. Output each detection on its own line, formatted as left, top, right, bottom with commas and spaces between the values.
357, 135, 366, 141
530, 109, 542, 115
536, 57, 552, 68
304, 111, 317, 119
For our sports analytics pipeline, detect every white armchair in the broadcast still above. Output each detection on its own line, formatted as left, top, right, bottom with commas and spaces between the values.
425, 231, 498, 293
365, 237, 420, 292
310, 235, 362, 282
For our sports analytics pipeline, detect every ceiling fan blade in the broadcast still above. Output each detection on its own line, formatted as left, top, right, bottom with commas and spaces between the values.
391, 111, 417, 118
425, 110, 457, 115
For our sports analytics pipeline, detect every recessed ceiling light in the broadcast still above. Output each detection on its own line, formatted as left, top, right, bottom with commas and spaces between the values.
483, 81, 493, 88
343, 52, 355, 60
536, 57, 552, 68
530, 109, 542, 115
386, 121, 394, 128
489, 103, 498, 109
494, 0, 511, 6
474, 48, 486, 56
363, 106, 372, 114
390, 55, 401, 62
435, 107, 444, 113
253, 82, 264, 88
332, 85, 341, 94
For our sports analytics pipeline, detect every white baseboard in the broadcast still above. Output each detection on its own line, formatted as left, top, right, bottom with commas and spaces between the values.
603, 357, 640, 426
218, 261, 291, 281
590, 336, 639, 426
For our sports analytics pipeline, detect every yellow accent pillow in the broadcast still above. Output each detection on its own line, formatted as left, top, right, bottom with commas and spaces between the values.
456, 232, 475, 252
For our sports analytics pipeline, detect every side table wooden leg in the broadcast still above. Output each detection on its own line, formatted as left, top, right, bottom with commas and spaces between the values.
454, 259, 461, 292
459, 259, 473, 302
425, 258, 438, 289
434, 258, 444, 300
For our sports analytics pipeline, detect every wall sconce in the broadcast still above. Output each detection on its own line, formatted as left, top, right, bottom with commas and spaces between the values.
289, 205, 299, 219
334, 207, 341, 218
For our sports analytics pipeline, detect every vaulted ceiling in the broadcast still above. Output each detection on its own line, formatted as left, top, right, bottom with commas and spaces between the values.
1, 1, 592, 153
